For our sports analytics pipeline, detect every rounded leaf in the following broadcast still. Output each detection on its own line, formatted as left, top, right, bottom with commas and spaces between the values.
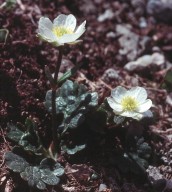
36, 181, 46, 190
20, 166, 41, 187
41, 170, 60, 185
5, 152, 29, 173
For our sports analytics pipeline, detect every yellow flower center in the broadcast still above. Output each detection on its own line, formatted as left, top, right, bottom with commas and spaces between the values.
52, 26, 73, 37
121, 96, 138, 111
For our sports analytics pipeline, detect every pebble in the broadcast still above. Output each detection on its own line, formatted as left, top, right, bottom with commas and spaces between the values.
147, 0, 172, 23
99, 184, 107, 191
116, 24, 150, 61
98, 9, 114, 22
139, 17, 147, 28
124, 52, 165, 71
102, 68, 119, 81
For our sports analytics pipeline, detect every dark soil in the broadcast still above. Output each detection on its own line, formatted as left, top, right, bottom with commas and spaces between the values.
1, 0, 172, 192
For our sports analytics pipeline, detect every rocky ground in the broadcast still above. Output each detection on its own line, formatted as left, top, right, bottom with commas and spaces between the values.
1, 0, 172, 191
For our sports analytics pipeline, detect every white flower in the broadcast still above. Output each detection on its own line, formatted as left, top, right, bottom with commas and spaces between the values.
107, 86, 152, 120
37, 14, 86, 46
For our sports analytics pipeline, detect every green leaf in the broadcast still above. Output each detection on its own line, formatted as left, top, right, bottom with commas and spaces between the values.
45, 80, 98, 132
4, 152, 29, 173
20, 166, 42, 187
5, 152, 64, 190
61, 144, 86, 155
40, 169, 60, 185
128, 152, 149, 171
57, 62, 83, 86
136, 137, 152, 159
40, 158, 64, 177
53, 166, 65, 177
6, 120, 44, 155
113, 137, 152, 175
124, 137, 151, 173
7, 124, 24, 143
36, 181, 46, 190
0, 0, 16, 10
113, 115, 125, 125
0, 29, 9, 44
20, 165, 60, 189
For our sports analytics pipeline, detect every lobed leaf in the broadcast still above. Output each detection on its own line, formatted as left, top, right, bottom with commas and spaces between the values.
6, 120, 43, 155
7, 124, 24, 143
39, 158, 65, 177
4, 152, 29, 173
136, 137, 152, 159
5, 153, 64, 190
61, 144, 86, 155
45, 80, 98, 132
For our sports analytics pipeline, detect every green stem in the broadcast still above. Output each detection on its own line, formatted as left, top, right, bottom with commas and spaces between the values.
51, 46, 63, 154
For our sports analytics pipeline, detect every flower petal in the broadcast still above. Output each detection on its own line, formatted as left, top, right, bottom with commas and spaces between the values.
142, 110, 153, 118
137, 99, 152, 113
58, 32, 84, 44
38, 27, 57, 42
67, 40, 83, 45
75, 20, 86, 34
132, 113, 143, 120
128, 87, 147, 103
53, 14, 76, 31
111, 86, 127, 103
65, 14, 77, 31
38, 17, 53, 30
107, 98, 123, 112
120, 111, 142, 120
53, 14, 67, 26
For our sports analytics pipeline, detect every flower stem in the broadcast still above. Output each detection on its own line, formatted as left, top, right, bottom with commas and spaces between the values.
51, 46, 63, 154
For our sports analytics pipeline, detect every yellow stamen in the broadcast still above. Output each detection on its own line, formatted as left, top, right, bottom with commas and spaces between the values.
52, 26, 73, 37
121, 96, 138, 111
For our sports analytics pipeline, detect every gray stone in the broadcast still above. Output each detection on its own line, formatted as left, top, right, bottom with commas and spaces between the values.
147, 0, 172, 23
98, 9, 114, 22
116, 24, 150, 61
139, 17, 147, 28
99, 184, 107, 191
124, 53, 165, 71
102, 68, 119, 81
106, 32, 117, 38
146, 166, 166, 188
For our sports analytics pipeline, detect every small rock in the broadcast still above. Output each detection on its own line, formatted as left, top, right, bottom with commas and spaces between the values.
106, 31, 117, 38
161, 156, 169, 165
147, 0, 172, 23
98, 9, 114, 22
116, 24, 150, 61
131, 0, 146, 16
102, 68, 119, 81
146, 166, 166, 191
124, 53, 165, 71
99, 184, 107, 191
139, 17, 147, 28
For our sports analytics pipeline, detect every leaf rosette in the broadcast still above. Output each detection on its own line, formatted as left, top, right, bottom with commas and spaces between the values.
45, 80, 98, 131
4, 151, 64, 190
6, 119, 43, 155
